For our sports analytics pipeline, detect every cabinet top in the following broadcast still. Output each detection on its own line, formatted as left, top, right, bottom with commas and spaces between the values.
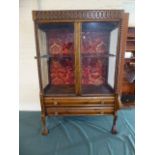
32, 10, 127, 22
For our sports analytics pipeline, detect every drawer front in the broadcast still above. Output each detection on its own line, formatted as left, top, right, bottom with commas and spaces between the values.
46, 106, 114, 116
43, 96, 115, 116
44, 96, 115, 107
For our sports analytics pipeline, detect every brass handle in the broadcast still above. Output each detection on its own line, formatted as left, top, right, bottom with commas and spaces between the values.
100, 101, 105, 104
54, 112, 58, 116
53, 101, 58, 105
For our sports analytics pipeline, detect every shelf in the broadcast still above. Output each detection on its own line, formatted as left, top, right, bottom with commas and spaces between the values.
37, 53, 116, 59
44, 84, 114, 96
37, 54, 74, 59
50, 56, 74, 60
127, 39, 135, 42
81, 53, 116, 58
127, 27, 135, 38
125, 57, 135, 59
82, 84, 114, 95
44, 85, 75, 96
127, 34, 135, 38
124, 58, 135, 62
126, 46, 135, 51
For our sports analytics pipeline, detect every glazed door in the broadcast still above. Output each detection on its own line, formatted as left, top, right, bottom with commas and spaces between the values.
80, 22, 119, 95
36, 23, 76, 96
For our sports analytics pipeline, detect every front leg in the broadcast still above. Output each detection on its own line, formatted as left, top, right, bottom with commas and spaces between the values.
111, 111, 118, 134
41, 114, 48, 136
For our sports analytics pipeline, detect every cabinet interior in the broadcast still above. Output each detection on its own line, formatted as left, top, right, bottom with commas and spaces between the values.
37, 22, 119, 96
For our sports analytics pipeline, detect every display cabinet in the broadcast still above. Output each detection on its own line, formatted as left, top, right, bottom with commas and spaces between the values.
32, 10, 128, 135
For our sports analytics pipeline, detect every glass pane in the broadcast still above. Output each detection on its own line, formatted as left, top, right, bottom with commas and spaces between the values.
38, 23, 75, 95
107, 27, 119, 89
38, 29, 49, 89
81, 22, 119, 95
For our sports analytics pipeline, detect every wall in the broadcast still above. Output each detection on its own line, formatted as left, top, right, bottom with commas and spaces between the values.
19, 0, 135, 111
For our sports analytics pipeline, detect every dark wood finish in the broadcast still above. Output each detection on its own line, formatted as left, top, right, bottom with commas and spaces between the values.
115, 13, 129, 94
32, 10, 129, 135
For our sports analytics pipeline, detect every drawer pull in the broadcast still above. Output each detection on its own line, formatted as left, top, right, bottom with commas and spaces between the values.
54, 112, 58, 115
101, 101, 104, 104
53, 101, 58, 105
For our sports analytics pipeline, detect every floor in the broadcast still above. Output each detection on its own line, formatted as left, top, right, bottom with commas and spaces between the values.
19, 109, 135, 155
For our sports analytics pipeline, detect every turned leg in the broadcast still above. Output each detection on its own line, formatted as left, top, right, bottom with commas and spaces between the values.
111, 111, 118, 134
41, 114, 48, 136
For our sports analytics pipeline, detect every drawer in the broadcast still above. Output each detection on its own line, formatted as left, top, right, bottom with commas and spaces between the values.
46, 106, 114, 116
44, 96, 115, 107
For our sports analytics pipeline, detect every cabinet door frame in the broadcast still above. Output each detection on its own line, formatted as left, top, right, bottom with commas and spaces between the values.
76, 19, 128, 96
34, 22, 77, 95
114, 13, 129, 94
74, 22, 81, 95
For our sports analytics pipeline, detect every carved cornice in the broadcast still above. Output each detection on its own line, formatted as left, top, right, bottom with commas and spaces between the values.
33, 10, 124, 21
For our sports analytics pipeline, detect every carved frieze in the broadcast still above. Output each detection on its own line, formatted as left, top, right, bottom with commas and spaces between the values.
33, 10, 124, 21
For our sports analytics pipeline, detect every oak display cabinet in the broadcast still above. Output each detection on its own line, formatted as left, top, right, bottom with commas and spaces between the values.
32, 10, 128, 135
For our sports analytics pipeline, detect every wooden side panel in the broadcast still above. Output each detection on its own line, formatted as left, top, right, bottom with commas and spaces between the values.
115, 13, 129, 94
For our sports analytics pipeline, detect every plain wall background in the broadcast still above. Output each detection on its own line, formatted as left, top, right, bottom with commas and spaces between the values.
19, 0, 135, 111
